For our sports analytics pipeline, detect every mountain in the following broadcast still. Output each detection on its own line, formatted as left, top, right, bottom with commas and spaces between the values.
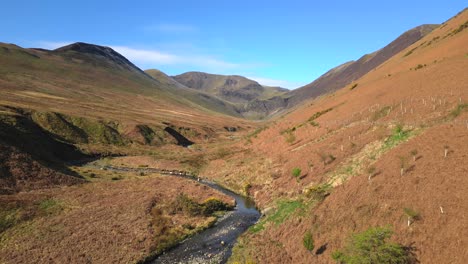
212, 9, 468, 264
0, 42, 249, 122
247, 23, 439, 116
54, 42, 146, 74
172, 72, 288, 104
286, 24, 439, 106
0, 42, 253, 193
169, 71, 288, 119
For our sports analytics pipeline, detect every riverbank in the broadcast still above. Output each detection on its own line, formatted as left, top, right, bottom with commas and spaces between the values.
0, 165, 235, 263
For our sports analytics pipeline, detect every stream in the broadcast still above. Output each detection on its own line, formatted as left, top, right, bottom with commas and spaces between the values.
82, 162, 261, 264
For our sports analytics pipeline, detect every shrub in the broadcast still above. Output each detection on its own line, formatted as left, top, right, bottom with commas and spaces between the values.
243, 183, 252, 196
284, 131, 296, 144
403, 208, 420, 226
367, 166, 377, 181
305, 183, 331, 201
332, 226, 410, 264
371, 106, 391, 121
349, 83, 358, 90
399, 156, 408, 176
410, 149, 418, 161
303, 231, 315, 252
171, 194, 231, 217
292, 167, 302, 178
308, 108, 333, 122
202, 198, 231, 215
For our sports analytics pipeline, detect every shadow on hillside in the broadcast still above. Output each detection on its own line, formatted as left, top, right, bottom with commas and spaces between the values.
404, 242, 420, 263
164, 127, 194, 147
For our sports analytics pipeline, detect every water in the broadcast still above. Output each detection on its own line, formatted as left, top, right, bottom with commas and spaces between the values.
152, 180, 260, 264
81, 162, 260, 264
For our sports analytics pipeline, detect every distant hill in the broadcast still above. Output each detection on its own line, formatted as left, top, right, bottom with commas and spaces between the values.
172, 72, 288, 104
170, 71, 288, 119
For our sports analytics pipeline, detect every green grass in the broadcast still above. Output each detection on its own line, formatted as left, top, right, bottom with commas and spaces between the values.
382, 124, 412, 150
246, 126, 267, 139
303, 231, 315, 252
332, 226, 410, 264
371, 106, 392, 121
0, 209, 19, 233
38, 199, 64, 215
249, 200, 305, 233
291, 167, 302, 178
449, 103, 468, 118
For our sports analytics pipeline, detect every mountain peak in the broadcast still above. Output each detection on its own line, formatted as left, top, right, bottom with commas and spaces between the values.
54, 42, 143, 73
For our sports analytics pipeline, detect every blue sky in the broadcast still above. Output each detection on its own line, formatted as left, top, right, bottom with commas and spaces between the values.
2, 1, 466, 89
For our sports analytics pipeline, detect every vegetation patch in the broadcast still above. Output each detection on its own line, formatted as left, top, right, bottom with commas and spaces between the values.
411, 64, 426, 71
283, 130, 296, 144
170, 193, 232, 217
246, 126, 267, 139
371, 106, 392, 121
332, 226, 412, 263
450, 20, 468, 35
146, 194, 232, 258
304, 183, 332, 201
382, 124, 413, 151
308, 108, 334, 123
0, 208, 19, 233
291, 167, 302, 178
449, 103, 468, 118
403, 47, 417, 57
31, 112, 88, 143
303, 231, 315, 252
37, 198, 64, 216
249, 200, 305, 233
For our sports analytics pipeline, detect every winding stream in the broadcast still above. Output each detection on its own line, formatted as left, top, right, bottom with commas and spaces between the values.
82, 162, 260, 264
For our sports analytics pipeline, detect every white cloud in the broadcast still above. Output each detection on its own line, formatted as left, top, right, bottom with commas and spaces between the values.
247, 76, 306, 89
36, 41, 73, 50
35, 42, 305, 88
35, 41, 242, 70
112, 46, 240, 69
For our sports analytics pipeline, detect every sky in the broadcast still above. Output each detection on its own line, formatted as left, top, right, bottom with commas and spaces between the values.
2, 1, 466, 89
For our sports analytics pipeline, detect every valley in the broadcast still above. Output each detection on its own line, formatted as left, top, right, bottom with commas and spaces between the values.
1, 6, 467, 264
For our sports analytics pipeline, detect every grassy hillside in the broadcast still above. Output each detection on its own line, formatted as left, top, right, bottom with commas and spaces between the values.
199, 9, 468, 263
0, 42, 244, 125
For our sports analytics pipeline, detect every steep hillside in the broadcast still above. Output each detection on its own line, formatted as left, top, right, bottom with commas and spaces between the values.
247, 23, 439, 117
199, 9, 468, 264
287, 24, 439, 106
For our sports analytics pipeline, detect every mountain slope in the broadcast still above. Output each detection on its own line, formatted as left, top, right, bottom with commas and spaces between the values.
172, 71, 288, 104
0, 42, 245, 124
287, 24, 439, 106
201, 8, 468, 264
246, 23, 439, 117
